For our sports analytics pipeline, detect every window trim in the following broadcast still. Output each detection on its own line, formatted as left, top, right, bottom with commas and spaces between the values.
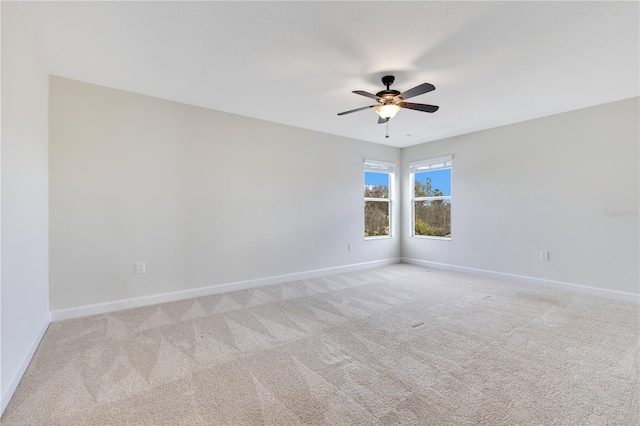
409, 155, 452, 240
364, 159, 395, 240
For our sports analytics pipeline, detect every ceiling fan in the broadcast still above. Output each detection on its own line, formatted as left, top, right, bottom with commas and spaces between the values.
337, 75, 439, 124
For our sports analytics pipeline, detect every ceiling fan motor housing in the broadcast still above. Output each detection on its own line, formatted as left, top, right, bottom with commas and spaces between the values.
376, 89, 401, 101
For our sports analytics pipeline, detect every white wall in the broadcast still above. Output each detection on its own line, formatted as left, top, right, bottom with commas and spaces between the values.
49, 76, 401, 311
0, 1, 50, 413
402, 97, 639, 296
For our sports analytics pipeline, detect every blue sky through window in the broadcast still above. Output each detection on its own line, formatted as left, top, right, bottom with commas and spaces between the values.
416, 168, 451, 196
365, 169, 451, 194
364, 171, 389, 187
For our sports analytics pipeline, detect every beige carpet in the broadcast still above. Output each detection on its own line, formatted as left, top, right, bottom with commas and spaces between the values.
2, 264, 639, 425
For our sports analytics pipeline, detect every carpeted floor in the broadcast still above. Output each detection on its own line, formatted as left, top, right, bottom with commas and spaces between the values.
2, 264, 639, 425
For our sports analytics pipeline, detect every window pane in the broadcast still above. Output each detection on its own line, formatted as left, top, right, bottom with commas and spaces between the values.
364, 172, 389, 198
415, 169, 451, 197
365, 201, 389, 237
414, 199, 451, 237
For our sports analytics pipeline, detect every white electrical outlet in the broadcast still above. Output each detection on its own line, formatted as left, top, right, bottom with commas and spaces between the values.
348, 243, 353, 251
136, 261, 146, 274
539, 251, 549, 261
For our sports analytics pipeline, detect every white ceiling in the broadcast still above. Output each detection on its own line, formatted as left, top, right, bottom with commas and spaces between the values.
20, 1, 639, 148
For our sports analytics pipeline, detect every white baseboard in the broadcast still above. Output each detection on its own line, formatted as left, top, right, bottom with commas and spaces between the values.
402, 258, 639, 304
1, 313, 51, 416
51, 258, 402, 322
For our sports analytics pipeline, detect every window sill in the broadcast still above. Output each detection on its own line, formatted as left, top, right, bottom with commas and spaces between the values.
365, 235, 392, 241
412, 235, 452, 241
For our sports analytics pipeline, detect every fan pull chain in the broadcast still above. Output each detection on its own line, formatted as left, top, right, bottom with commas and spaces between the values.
385, 120, 390, 138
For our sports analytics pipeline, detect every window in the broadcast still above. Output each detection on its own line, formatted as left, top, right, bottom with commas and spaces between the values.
410, 156, 452, 238
364, 159, 394, 238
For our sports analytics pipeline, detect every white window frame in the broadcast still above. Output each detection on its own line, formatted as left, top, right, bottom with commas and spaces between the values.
409, 155, 452, 240
364, 159, 395, 240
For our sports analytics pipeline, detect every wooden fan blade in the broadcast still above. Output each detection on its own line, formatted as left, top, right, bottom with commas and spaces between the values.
394, 83, 435, 101
353, 90, 382, 101
337, 104, 378, 116
398, 102, 439, 113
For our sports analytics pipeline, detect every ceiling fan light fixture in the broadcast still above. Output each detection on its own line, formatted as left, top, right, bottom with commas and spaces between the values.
376, 104, 400, 119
